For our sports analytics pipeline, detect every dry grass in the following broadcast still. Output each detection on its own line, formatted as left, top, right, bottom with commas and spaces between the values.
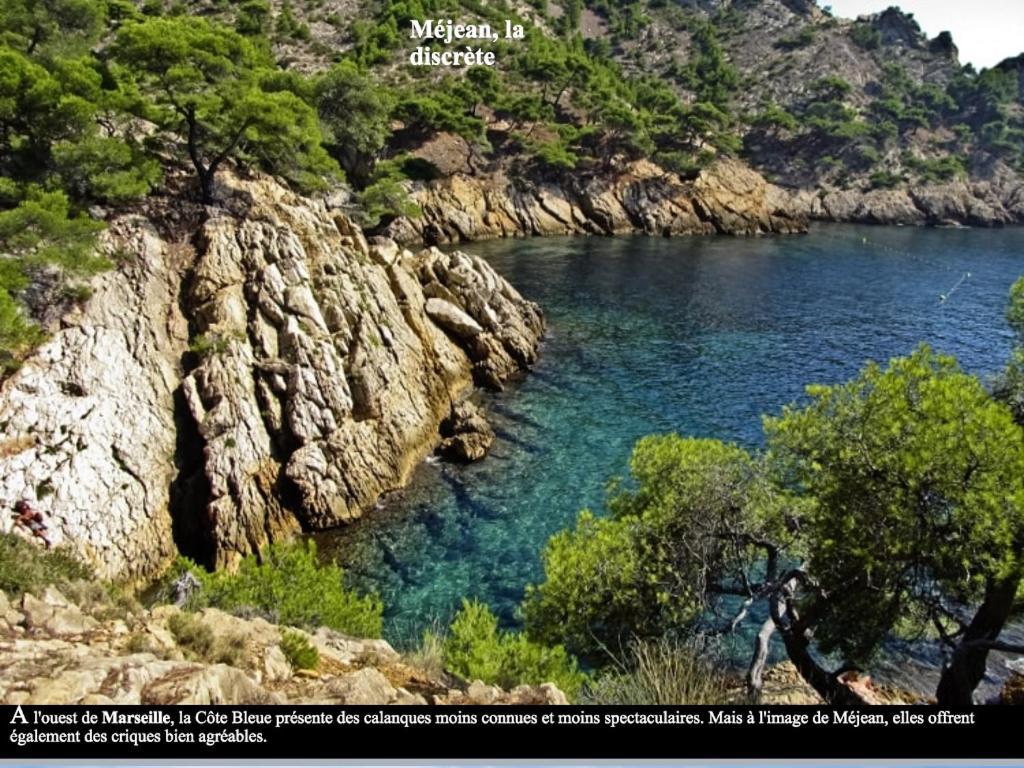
582, 638, 735, 705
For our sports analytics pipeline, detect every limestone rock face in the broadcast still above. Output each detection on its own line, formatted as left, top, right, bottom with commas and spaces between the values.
0, 173, 543, 579
0, 217, 191, 582
385, 159, 807, 244
815, 172, 1024, 227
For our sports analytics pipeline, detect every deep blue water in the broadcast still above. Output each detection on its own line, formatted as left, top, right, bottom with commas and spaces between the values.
318, 224, 1024, 646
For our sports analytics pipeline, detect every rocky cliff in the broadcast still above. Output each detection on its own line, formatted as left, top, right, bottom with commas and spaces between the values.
385, 158, 807, 244
0, 173, 543, 581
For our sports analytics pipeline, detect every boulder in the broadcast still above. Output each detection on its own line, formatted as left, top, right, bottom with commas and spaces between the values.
323, 668, 397, 705
425, 298, 484, 340
438, 400, 495, 463
21, 592, 99, 637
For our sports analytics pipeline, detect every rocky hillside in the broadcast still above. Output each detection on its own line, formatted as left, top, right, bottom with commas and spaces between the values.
210, 0, 1023, 231
629, 0, 1024, 225
0, 173, 543, 581
0, 584, 566, 705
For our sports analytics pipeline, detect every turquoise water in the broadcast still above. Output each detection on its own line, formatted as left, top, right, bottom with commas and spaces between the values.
317, 224, 1024, 645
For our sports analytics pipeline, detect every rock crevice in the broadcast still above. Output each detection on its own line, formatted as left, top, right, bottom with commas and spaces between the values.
0, 174, 544, 580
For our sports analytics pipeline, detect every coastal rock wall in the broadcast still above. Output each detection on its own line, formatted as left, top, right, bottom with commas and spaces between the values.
0, 218, 191, 581
0, 174, 543, 580
795, 171, 1024, 227
181, 176, 543, 571
384, 159, 808, 244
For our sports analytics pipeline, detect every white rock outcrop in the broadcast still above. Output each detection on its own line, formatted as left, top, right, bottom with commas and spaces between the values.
0, 173, 543, 579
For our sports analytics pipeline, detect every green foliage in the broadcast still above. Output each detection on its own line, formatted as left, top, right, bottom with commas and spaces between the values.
166, 541, 383, 638
774, 26, 815, 51
869, 170, 904, 189
112, 16, 338, 201
315, 61, 391, 176
1007, 277, 1024, 340
280, 629, 320, 670
187, 331, 234, 359
765, 345, 1024, 662
523, 510, 651, 661
0, 532, 92, 598
0, 188, 108, 370
0, 0, 105, 57
850, 22, 882, 50
525, 436, 790, 661
443, 599, 586, 700
583, 639, 734, 705
0, 289, 44, 373
902, 152, 967, 182
52, 135, 161, 203
751, 104, 798, 133
356, 157, 421, 229
682, 20, 738, 109
531, 341, 1024, 700
235, 0, 270, 35
275, 0, 309, 41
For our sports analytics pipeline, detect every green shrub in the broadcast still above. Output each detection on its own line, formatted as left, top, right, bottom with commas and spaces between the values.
0, 533, 92, 599
188, 332, 233, 359
280, 629, 320, 670
583, 639, 734, 705
850, 23, 882, 50
869, 170, 904, 189
774, 26, 815, 51
903, 152, 967, 182
168, 611, 241, 665
443, 599, 586, 700
168, 611, 215, 655
165, 540, 383, 638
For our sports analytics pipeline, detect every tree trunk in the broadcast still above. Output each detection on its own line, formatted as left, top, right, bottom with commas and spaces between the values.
197, 168, 215, 205
936, 575, 1021, 706
769, 578, 868, 706
746, 617, 775, 700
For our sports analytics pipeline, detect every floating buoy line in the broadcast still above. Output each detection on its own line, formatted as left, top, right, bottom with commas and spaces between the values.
816, 228, 972, 305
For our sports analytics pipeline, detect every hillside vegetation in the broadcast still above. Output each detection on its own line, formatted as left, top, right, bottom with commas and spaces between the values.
2, 0, 1022, 368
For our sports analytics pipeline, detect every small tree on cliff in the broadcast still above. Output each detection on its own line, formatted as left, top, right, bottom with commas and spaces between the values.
111, 17, 337, 203
526, 346, 1024, 705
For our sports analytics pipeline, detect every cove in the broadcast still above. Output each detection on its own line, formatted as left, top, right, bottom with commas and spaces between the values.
316, 224, 1024, 645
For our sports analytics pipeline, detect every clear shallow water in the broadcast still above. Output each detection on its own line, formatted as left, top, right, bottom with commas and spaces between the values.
318, 224, 1024, 648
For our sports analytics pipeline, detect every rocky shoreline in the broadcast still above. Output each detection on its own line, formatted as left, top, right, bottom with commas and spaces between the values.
0, 173, 543, 582
2, 157, 1020, 586
383, 159, 1023, 248
385, 158, 808, 244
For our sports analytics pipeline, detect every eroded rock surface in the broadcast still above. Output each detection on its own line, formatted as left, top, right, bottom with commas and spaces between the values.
385, 159, 807, 244
0, 587, 567, 706
437, 400, 495, 463
0, 173, 543, 579
0, 217, 191, 581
